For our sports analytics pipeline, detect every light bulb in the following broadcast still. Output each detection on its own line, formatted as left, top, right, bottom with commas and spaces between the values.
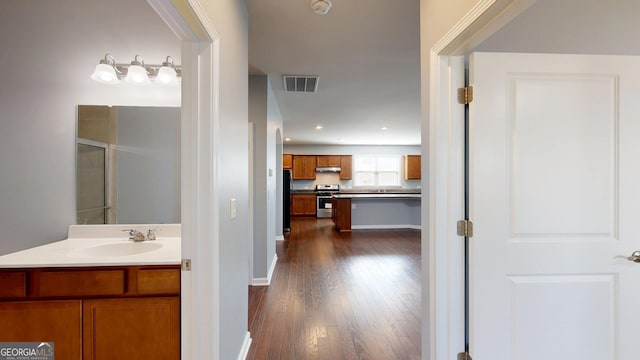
125, 64, 150, 84
90, 63, 119, 84
155, 66, 179, 85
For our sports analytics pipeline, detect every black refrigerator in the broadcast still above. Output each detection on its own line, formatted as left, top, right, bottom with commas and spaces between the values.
283, 169, 292, 232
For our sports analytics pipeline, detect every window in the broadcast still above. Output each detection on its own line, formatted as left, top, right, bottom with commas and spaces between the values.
353, 155, 401, 187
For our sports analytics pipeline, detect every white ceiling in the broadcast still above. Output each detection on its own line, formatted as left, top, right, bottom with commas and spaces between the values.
246, 0, 421, 145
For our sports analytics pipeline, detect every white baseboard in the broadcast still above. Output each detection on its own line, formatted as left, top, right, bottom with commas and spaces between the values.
351, 224, 422, 230
275, 234, 285, 241
251, 254, 278, 286
237, 331, 252, 360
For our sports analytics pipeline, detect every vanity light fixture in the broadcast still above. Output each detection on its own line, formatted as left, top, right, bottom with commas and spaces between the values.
91, 53, 181, 85
90, 54, 121, 84
315, 125, 323, 130
125, 55, 150, 84
381, 125, 389, 131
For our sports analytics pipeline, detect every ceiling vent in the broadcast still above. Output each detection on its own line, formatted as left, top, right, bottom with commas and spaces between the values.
283, 75, 319, 93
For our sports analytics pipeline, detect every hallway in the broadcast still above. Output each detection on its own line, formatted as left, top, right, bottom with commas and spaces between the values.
247, 218, 421, 359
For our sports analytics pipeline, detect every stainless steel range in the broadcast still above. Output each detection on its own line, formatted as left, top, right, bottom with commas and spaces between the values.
315, 184, 340, 218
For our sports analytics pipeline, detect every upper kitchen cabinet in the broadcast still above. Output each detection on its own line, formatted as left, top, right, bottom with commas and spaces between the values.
316, 155, 341, 167
283, 154, 293, 169
339, 155, 352, 180
292, 155, 316, 180
404, 155, 421, 180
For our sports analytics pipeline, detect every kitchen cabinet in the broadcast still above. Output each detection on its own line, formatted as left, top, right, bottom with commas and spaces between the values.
404, 155, 421, 180
292, 155, 316, 180
283, 154, 293, 169
291, 194, 316, 216
316, 155, 341, 167
340, 155, 352, 180
332, 198, 352, 232
0, 265, 180, 360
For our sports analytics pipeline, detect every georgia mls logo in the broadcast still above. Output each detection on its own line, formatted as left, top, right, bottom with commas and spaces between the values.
0, 342, 54, 360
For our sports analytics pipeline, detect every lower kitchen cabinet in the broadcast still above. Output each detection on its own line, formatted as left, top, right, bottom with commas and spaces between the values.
0, 300, 82, 360
83, 297, 180, 360
291, 194, 316, 216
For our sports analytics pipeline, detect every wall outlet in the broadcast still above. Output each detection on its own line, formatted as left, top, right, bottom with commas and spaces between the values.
352, 204, 356, 209
230, 198, 237, 220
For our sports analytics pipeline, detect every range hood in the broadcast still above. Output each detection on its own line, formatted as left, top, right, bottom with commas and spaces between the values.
315, 167, 341, 173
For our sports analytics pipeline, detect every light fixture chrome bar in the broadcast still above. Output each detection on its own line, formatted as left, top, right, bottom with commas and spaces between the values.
91, 53, 182, 85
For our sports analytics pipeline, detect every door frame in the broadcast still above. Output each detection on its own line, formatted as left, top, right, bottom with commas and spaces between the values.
426, 0, 536, 358
146, 1, 221, 359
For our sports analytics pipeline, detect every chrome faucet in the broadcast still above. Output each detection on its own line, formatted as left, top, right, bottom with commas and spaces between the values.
146, 228, 160, 240
122, 229, 146, 242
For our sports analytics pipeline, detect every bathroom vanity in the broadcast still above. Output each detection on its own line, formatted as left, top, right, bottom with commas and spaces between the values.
0, 224, 181, 360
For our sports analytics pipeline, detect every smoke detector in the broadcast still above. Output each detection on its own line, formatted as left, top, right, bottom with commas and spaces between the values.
311, 0, 332, 15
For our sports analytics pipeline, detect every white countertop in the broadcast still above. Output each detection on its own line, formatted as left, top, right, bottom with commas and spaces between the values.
0, 224, 181, 268
332, 193, 421, 199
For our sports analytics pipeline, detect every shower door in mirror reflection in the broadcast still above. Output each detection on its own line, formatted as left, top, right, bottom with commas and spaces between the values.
77, 141, 108, 224
76, 105, 181, 224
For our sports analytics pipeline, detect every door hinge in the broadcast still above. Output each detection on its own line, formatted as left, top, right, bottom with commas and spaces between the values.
457, 351, 472, 360
181, 258, 192, 271
457, 220, 473, 237
458, 86, 474, 105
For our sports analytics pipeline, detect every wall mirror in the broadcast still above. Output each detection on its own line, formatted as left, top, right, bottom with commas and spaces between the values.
76, 105, 181, 224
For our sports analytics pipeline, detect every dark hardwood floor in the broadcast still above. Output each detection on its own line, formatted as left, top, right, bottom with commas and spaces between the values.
247, 218, 421, 360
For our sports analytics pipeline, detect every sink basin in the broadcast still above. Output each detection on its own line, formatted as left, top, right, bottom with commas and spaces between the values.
69, 242, 162, 258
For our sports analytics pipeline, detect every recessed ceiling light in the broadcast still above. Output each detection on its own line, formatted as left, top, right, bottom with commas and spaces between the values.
285, 137, 291, 142
315, 125, 323, 130
381, 125, 389, 130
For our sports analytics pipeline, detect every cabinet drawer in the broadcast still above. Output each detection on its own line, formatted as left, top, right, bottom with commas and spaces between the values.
137, 269, 180, 295
38, 270, 125, 297
0, 272, 27, 298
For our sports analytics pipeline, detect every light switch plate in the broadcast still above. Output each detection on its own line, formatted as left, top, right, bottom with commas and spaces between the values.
230, 198, 237, 219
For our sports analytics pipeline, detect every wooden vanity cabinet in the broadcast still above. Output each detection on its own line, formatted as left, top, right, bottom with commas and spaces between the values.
83, 297, 180, 360
0, 265, 180, 360
0, 300, 82, 360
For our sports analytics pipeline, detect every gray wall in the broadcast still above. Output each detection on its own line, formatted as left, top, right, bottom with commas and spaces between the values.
0, 0, 180, 256
116, 107, 180, 224
352, 198, 421, 228
202, 0, 251, 357
249, 75, 282, 281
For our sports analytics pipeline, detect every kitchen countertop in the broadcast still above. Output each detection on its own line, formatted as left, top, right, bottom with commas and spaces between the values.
332, 193, 421, 199
0, 224, 181, 268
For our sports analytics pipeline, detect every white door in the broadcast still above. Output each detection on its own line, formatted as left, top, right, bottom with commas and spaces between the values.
469, 52, 640, 360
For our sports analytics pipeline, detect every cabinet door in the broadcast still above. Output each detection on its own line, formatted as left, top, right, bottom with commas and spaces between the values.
303, 196, 317, 215
340, 155, 352, 180
303, 156, 317, 179
283, 154, 293, 169
404, 155, 421, 180
0, 300, 82, 360
292, 194, 317, 216
83, 297, 180, 360
316, 155, 341, 167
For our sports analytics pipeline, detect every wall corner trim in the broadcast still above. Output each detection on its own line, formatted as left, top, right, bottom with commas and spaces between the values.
237, 332, 252, 360
251, 254, 278, 286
